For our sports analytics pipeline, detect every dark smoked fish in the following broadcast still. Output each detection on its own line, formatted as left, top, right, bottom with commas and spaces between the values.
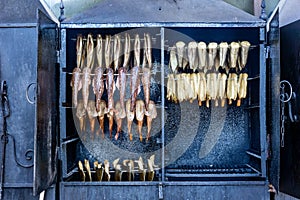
130, 66, 140, 112
82, 67, 91, 109
142, 67, 151, 111
70, 67, 82, 107
92, 67, 105, 112
116, 67, 127, 119
106, 68, 115, 138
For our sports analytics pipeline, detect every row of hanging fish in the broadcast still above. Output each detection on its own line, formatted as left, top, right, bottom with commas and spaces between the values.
71, 33, 156, 141
167, 41, 250, 107
167, 72, 248, 107
76, 99, 157, 142
78, 155, 157, 182
169, 40, 251, 74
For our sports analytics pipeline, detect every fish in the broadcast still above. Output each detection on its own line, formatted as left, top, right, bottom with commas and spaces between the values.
146, 101, 157, 141
176, 41, 186, 70
134, 34, 141, 67
92, 67, 105, 112
136, 100, 145, 142
97, 100, 107, 139
135, 157, 146, 181
239, 41, 251, 71
147, 155, 157, 181
106, 68, 115, 138
94, 161, 103, 181
81, 67, 91, 109
87, 100, 98, 135
229, 42, 240, 69
145, 33, 152, 69
169, 46, 178, 73
116, 67, 127, 119
142, 68, 151, 111
103, 160, 110, 181
123, 33, 131, 69
114, 101, 123, 140
86, 34, 94, 69
198, 42, 207, 71
219, 42, 228, 68
84, 159, 92, 182
105, 35, 112, 69
113, 34, 122, 72
188, 41, 198, 72
70, 67, 82, 107
126, 99, 135, 141
237, 73, 248, 106
95, 34, 103, 68
106, 68, 115, 112
198, 72, 206, 106
207, 42, 218, 71
78, 161, 85, 181
76, 100, 86, 133
130, 66, 140, 112
76, 34, 83, 68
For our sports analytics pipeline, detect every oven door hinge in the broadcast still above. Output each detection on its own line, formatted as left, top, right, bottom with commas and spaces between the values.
265, 45, 270, 59
57, 146, 61, 161
158, 182, 164, 200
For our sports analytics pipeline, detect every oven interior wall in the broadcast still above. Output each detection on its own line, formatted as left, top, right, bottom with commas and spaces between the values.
60, 26, 263, 181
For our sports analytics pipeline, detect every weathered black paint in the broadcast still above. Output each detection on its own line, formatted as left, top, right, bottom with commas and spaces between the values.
279, 19, 300, 199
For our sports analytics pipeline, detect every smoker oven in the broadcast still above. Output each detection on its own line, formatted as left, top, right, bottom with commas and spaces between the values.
33, 0, 280, 199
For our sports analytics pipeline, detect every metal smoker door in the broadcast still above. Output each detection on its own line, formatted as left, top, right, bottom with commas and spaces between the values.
279, 15, 300, 200
33, 9, 58, 196
267, 6, 280, 195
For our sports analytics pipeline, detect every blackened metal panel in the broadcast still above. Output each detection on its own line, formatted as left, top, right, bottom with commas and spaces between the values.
164, 182, 268, 200
0, 27, 36, 185
34, 9, 58, 196
0, 0, 48, 24
60, 183, 159, 200
266, 10, 281, 193
279, 19, 300, 198
63, 0, 263, 25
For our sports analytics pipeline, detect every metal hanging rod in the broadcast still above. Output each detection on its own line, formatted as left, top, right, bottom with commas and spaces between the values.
165, 44, 259, 52
70, 37, 158, 43
65, 70, 159, 76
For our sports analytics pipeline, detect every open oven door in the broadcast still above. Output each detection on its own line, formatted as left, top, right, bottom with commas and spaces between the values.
33, 9, 58, 196
267, 5, 281, 197
269, 1, 300, 198
278, 2, 300, 199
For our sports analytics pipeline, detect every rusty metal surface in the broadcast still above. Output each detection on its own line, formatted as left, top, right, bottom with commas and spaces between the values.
33, 9, 58, 196
63, 0, 263, 25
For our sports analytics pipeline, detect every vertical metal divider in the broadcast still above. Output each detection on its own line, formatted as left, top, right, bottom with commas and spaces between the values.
160, 27, 165, 183
259, 27, 267, 178
59, 28, 67, 179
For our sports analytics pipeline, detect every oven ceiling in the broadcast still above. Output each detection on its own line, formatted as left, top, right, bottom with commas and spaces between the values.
63, 0, 263, 24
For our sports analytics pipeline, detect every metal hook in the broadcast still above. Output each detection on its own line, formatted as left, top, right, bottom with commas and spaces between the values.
280, 80, 293, 103
25, 83, 36, 104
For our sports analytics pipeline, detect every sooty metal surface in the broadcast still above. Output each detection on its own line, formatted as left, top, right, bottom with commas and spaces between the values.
166, 164, 258, 177
63, 0, 263, 25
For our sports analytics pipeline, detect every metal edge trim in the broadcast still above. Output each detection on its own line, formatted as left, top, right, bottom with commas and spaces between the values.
0, 23, 38, 28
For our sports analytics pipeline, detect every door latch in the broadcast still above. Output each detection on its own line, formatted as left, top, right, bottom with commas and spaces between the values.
280, 80, 299, 147
158, 183, 163, 199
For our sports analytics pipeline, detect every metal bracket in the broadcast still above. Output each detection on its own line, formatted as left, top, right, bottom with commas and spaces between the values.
265, 46, 270, 59
158, 182, 163, 199
288, 92, 299, 122
280, 80, 293, 103
25, 83, 36, 104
